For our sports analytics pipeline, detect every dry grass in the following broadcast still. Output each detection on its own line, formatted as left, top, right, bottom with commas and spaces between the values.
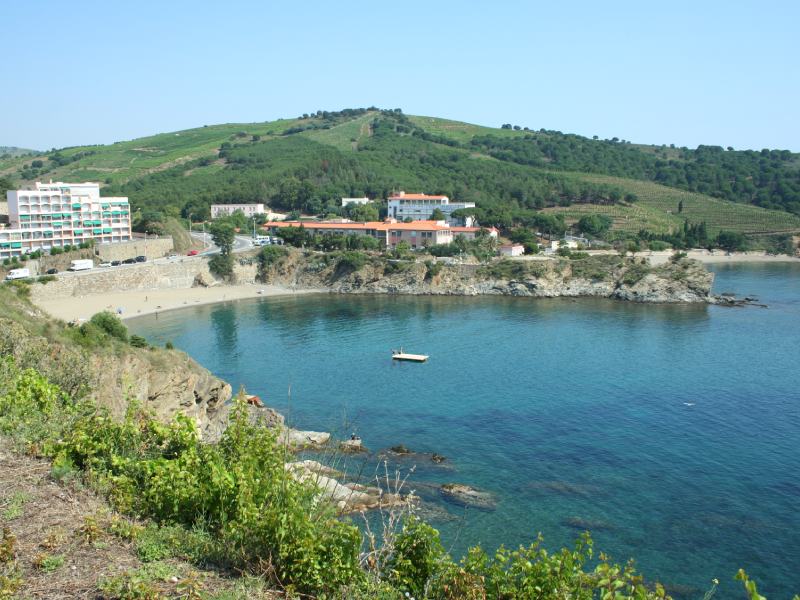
0, 437, 280, 599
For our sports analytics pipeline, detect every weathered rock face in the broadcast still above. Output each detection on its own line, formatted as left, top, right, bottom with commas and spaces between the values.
87, 349, 233, 442
0, 312, 232, 441
259, 251, 716, 304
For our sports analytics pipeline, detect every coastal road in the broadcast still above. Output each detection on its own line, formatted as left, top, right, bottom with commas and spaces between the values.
189, 231, 254, 255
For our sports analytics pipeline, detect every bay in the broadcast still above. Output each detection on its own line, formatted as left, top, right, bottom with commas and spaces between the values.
130, 263, 800, 598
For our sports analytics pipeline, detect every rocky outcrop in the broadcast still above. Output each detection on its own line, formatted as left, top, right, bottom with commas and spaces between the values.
440, 483, 497, 511
287, 459, 410, 514
257, 251, 716, 304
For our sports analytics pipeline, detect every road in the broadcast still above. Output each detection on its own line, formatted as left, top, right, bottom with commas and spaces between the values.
189, 231, 254, 255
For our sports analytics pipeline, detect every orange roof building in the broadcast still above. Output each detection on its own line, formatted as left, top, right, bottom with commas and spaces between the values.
263, 219, 455, 249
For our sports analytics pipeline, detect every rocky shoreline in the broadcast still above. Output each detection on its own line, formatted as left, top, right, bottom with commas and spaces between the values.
258, 251, 718, 305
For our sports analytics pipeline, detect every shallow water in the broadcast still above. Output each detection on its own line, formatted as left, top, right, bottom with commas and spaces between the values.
130, 263, 800, 597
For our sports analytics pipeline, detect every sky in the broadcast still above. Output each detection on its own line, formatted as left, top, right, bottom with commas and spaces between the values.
2, 0, 799, 151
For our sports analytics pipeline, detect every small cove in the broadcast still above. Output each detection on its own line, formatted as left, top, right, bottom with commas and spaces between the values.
129, 263, 800, 598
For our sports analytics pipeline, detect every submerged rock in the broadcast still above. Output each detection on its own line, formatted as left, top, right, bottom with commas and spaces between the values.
440, 483, 496, 511
562, 516, 615, 532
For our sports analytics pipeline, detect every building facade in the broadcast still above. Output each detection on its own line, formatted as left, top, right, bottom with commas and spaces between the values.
210, 203, 265, 219
341, 197, 372, 207
499, 243, 525, 257
387, 191, 476, 226
263, 219, 454, 250
450, 226, 499, 241
2, 182, 131, 260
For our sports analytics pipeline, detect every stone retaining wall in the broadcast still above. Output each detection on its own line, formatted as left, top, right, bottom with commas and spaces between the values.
96, 237, 174, 261
30, 257, 217, 301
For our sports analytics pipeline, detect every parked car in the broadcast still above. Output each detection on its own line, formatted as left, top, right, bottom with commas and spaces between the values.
167, 254, 178, 260
135, 255, 147, 263
99, 262, 112, 268
45, 268, 58, 275
122, 258, 136, 264
110, 260, 121, 266
187, 250, 199, 256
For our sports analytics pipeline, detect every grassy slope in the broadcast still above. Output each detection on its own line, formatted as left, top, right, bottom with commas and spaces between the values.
545, 173, 800, 235
5, 112, 799, 236
4, 119, 303, 185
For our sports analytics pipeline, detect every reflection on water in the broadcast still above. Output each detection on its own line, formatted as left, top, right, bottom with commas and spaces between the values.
129, 264, 800, 598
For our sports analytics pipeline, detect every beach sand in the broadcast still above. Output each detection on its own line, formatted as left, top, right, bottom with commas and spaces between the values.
643, 249, 800, 266
34, 284, 327, 323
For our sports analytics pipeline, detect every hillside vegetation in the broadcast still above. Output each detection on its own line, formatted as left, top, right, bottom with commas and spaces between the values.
4, 109, 800, 243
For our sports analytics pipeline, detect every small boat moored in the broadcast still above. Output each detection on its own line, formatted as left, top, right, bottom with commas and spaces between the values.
391, 348, 429, 362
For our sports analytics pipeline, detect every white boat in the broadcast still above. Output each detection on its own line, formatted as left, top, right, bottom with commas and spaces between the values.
391, 348, 429, 362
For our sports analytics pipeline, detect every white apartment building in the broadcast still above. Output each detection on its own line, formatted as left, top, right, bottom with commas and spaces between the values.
341, 197, 372, 207
2, 182, 131, 260
210, 203, 265, 219
387, 191, 476, 227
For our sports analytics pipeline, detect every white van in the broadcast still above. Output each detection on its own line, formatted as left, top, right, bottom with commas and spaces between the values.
69, 259, 94, 271
5, 268, 30, 281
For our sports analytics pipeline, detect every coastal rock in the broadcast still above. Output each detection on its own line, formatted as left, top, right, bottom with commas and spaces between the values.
562, 516, 615, 532
340, 438, 367, 453
287, 460, 410, 514
257, 250, 716, 304
281, 428, 330, 449
440, 483, 496, 511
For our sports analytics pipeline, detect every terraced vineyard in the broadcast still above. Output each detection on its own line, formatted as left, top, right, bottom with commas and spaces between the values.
407, 115, 527, 143
302, 113, 375, 151
544, 172, 800, 236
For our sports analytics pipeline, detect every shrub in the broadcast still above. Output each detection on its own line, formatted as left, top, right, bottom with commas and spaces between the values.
424, 260, 443, 281
387, 517, 446, 597
209, 253, 234, 279
36, 275, 56, 284
337, 251, 367, 273
129, 335, 148, 348
49, 247, 63, 256
89, 311, 129, 342
164, 341, 174, 350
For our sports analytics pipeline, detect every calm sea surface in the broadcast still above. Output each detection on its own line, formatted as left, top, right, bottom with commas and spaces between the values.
129, 264, 800, 598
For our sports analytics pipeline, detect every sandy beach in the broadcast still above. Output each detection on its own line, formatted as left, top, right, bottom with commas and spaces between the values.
34, 284, 327, 323
642, 249, 800, 266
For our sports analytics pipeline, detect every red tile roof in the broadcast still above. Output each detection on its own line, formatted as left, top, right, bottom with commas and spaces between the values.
263, 220, 452, 232
388, 193, 449, 201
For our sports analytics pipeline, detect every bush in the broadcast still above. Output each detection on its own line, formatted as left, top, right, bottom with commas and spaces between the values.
424, 260, 443, 281
36, 275, 56, 284
337, 251, 367, 273
49, 247, 63, 256
89, 312, 129, 343
129, 335, 148, 348
209, 253, 234, 279
164, 341, 174, 350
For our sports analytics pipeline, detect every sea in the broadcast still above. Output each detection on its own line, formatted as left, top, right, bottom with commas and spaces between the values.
129, 263, 800, 598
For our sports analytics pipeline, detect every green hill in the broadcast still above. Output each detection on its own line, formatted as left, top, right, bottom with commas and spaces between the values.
4, 109, 800, 243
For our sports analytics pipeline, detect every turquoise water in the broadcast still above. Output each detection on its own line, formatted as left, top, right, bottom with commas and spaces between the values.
130, 264, 800, 598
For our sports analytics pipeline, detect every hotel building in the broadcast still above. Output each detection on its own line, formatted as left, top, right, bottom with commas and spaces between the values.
263, 219, 497, 250
387, 191, 476, 227
2, 182, 131, 260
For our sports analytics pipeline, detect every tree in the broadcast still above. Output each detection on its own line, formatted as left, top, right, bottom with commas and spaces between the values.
209, 221, 236, 279
576, 214, 612, 237
430, 208, 446, 221
210, 222, 235, 256
678, 200, 684, 213
717, 230, 747, 252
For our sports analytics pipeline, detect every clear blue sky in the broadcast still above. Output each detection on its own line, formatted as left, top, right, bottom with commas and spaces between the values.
2, 0, 799, 151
